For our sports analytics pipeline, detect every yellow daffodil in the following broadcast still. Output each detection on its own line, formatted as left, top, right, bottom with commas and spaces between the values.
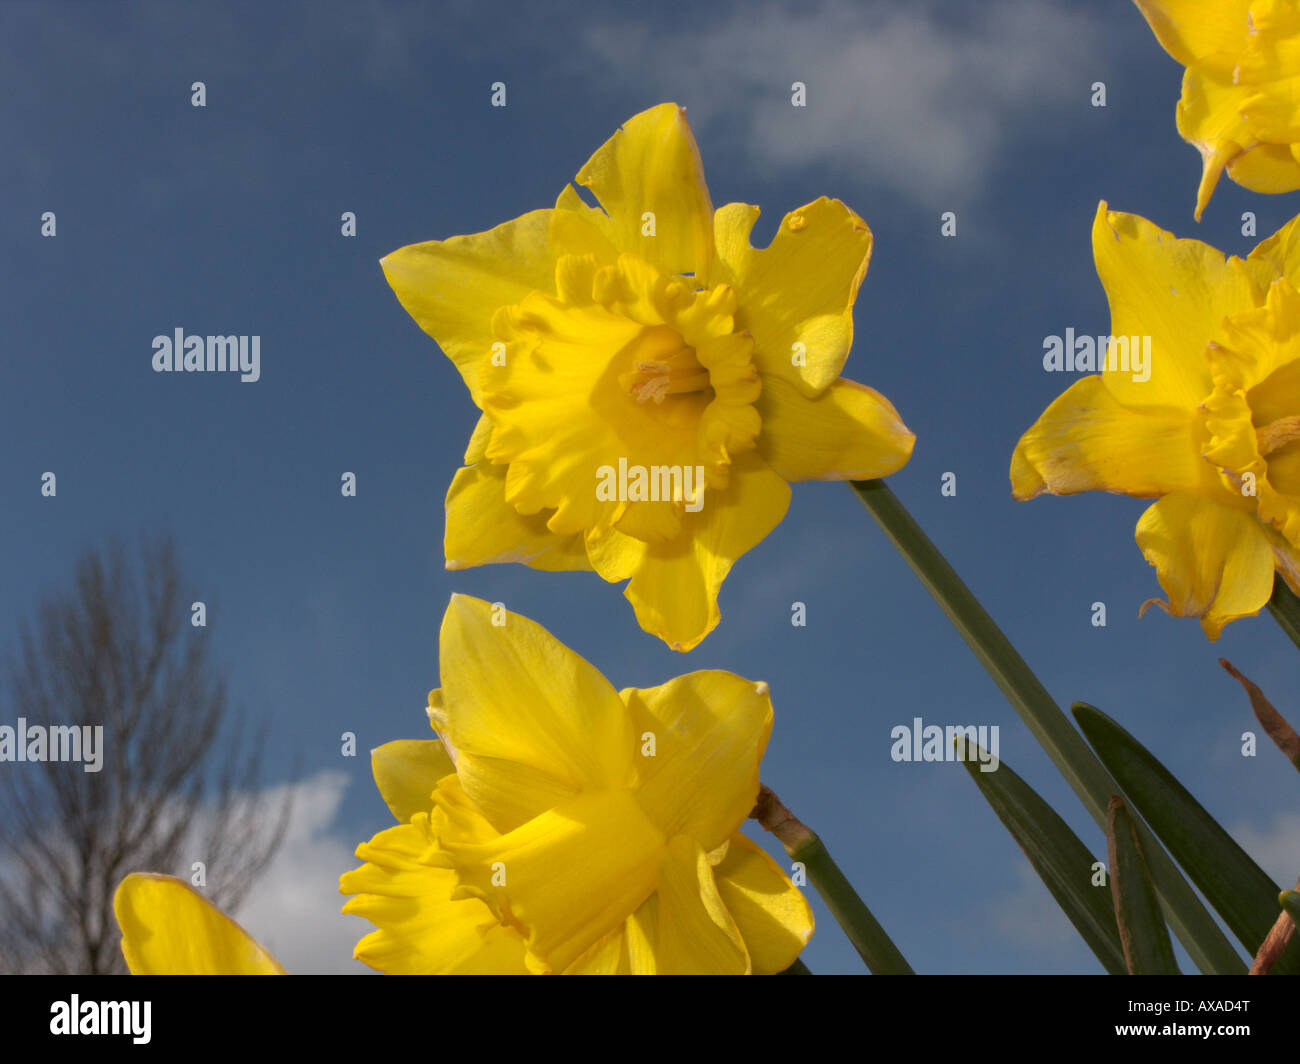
1136, 0, 1300, 219
1012, 201, 1300, 638
113, 873, 285, 974
382, 102, 914, 651
340, 593, 814, 974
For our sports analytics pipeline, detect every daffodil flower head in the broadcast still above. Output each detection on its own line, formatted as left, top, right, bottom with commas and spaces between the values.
1136, 0, 1300, 220
382, 103, 914, 651
339, 594, 814, 974
1012, 201, 1300, 639
113, 873, 285, 974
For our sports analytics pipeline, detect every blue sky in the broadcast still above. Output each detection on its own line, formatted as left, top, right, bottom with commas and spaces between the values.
3, 0, 1298, 974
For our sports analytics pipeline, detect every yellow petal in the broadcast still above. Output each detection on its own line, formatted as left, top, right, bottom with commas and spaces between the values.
758, 375, 914, 482
462, 414, 494, 465
1091, 202, 1259, 407
114, 873, 284, 975
1134, 0, 1254, 70
1135, 493, 1277, 639
340, 817, 528, 974
438, 595, 635, 827
1213, 277, 1300, 390
1237, 0, 1300, 91
620, 452, 791, 652
437, 789, 665, 974
452, 751, 586, 839
1011, 376, 1209, 500
1228, 140, 1300, 194
562, 925, 629, 974
381, 209, 558, 406
620, 670, 773, 852
370, 739, 456, 824
1243, 211, 1300, 287
551, 184, 621, 263
1176, 69, 1261, 220
712, 197, 872, 397
623, 836, 750, 975
714, 833, 814, 974
572, 102, 714, 279
583, 523, 647, 581
445, 461, 592, 573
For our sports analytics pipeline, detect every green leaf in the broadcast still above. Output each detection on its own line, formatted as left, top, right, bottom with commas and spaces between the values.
1107, 796, 1179, 974
849, 478, 1244, 974
1074, 703, 1295, 974
958, 737, 1125, 974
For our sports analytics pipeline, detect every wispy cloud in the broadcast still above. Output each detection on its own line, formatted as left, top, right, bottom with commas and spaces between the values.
581, 0, 1100, 205
986, 859, 1104, 972
1233, 810, 1300, 889
232, 771, 371, 974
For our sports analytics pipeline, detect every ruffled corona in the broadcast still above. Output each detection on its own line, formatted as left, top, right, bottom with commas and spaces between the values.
482, 253, 761, 541
1203, 280, 1300, 550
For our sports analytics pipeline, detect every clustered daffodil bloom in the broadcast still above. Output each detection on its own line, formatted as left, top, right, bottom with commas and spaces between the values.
382, 102, 914, 651
113, 873, 285, 974
1137, 0, 1300, 220
1012, 201, 1300, 638
339, 594, 813, 974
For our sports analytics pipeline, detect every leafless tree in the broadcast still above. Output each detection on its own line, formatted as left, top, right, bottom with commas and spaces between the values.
0, 537, 291, 973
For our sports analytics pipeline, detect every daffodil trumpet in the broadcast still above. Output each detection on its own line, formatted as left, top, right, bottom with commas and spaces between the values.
849, 478, 1243, 974
340, 594, 816, 975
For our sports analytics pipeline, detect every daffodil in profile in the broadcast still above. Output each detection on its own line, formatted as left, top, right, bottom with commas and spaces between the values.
382, 102, 914, 651
340, 594, 813, 974
1012, 201, 1300, 638
1136, 0, 1300, 219
113, 873, 285, 974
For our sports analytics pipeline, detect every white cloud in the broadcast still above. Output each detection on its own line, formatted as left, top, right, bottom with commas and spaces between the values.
580, 0, 1099, 204
231, 771, 373, 974
988, 858, 1092, 956
1232, 810, 1300, 890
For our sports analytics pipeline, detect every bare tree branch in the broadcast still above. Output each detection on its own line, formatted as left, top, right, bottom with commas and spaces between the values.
0, 536, 291, 974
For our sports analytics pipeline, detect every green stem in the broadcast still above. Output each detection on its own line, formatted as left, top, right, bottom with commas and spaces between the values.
1268, 575, 1300, 652
848, 479, 1244, 974
754, 785, 913, 974
795, 835, 914, 975
779, 957, 813, 975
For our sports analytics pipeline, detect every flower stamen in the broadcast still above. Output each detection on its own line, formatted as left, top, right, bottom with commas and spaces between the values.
1258, 415, 1300, 457
619, 326, 712, 404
